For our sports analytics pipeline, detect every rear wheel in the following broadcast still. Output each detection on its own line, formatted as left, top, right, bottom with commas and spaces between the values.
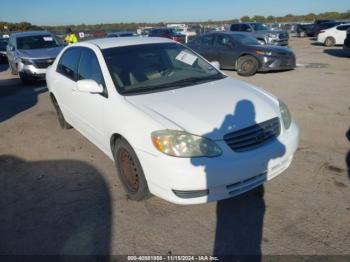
324, 37, 335, 47
237, 55, 259, 77
113, 138, 150, 201
51, 95, 72, 129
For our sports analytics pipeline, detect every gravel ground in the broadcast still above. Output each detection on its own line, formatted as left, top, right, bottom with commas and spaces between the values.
0, 37, 349, 256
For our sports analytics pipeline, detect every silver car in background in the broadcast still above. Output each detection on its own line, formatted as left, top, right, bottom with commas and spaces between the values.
6, 31, 64, 83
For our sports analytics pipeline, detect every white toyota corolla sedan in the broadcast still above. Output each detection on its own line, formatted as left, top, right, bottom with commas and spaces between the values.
46, 37, 299, 205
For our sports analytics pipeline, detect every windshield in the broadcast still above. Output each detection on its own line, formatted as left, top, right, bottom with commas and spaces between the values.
251, 23, 269, 31
232, 34, 260, 46
102, 43, 225, 95
17, 35, 60, 50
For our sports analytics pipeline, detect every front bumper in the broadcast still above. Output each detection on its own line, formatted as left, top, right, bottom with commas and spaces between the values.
260, 54, 296, 71
17, 62, 47, 79
137, 121, 299, 205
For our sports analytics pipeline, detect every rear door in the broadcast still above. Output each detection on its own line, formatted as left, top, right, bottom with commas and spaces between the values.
214, 34, 238, 69
198, 34, 215, 61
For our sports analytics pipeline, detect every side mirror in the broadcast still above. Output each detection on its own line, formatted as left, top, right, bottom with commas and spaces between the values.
210, 61, 220, 70
77, 79, 104, 94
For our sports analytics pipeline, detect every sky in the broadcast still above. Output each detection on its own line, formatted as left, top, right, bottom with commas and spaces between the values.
2, 0, 349, 25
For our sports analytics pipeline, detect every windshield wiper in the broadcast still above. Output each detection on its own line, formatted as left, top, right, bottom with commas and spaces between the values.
123, 74, 226, 95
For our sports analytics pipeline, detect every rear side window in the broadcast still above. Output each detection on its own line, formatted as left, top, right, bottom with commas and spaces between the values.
57, 48, 81, 80
78, 49, 104, 85
230, 24, 240, 31
337, 25, 350, 31
201, 35, 214, 46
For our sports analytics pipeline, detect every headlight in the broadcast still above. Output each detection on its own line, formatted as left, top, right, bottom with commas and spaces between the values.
151, 130, 222, 158
256, 50, 273, 56
279, 100, 292, 129
268, 33, 278, 38
21, 58, 33, 65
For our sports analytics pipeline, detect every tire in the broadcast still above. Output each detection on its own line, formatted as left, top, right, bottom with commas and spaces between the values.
19, 72, 34, 85
324, 37, 335, 47
237, 55, 259, 77
51, 95, 72, 129
113, 138, 150, 201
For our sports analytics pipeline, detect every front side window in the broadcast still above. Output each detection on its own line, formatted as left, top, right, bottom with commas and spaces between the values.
57, 48, 81, 80
241, 24, 252, 32
102, 43, 225, 95
78, 49, 104, 85
17, 35, 60, 50
215, 35, 234, 48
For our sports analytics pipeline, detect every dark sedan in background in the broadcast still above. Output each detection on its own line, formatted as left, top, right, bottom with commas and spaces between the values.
187, 32, 296, 76
0, 37, 9, 63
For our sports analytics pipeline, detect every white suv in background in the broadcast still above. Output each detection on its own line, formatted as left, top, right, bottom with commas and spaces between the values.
317, 23, 350, 47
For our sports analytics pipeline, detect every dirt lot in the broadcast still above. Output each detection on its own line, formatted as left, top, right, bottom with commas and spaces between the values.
0, 37, 349, 256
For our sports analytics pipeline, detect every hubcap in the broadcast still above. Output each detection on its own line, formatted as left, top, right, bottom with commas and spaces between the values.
242, 59, 254, 72
118, 149, 139, 192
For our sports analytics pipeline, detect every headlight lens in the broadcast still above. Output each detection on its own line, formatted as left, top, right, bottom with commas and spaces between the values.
21, 58, 33, 65
279, 100, 292, 129
268, 33, 278, 38
151, 130, 222, 158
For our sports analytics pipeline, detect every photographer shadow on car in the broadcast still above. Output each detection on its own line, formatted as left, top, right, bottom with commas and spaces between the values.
0, 155, 111, 255
191, 100, 286, 258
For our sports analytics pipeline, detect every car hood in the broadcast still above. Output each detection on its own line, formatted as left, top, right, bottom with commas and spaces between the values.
125, 77, 280, 140
17, 46, 63, 59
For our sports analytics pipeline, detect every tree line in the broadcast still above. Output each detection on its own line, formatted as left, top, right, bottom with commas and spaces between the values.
1, 10, 349, 33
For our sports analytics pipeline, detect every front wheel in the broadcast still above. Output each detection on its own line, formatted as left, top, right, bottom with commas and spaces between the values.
237, 55, 259, 77
113, 138, 150, 201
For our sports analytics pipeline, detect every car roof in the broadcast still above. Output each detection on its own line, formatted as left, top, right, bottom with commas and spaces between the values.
11, 31, 52, 38
76, 36, 174, 49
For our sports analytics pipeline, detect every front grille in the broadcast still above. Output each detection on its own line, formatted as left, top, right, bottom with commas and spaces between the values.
224, 117, 281, 152
33, 58, 55, 69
